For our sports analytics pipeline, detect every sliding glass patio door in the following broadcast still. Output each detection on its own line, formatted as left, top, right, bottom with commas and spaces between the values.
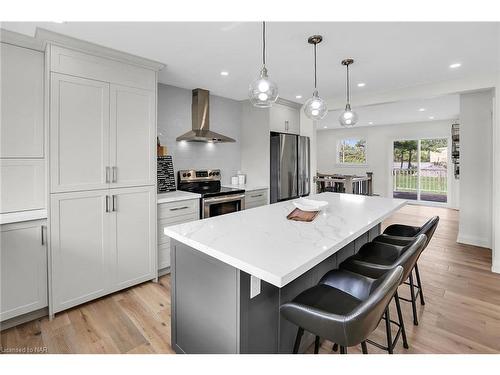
393, 138, 448, 203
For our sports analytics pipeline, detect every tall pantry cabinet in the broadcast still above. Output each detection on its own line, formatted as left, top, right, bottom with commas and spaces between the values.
45, 36, 164, 315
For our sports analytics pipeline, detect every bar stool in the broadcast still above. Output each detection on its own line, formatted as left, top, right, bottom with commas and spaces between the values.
372, 216, 439, 325
280, 266, 403, 354
340, 234, 427, 335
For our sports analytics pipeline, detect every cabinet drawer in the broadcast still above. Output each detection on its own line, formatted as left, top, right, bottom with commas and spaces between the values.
245, 200, 267, 210
158, 199, 199, 219
158, 214, 198, 245
245, 189, 268, 205
158, 243, 171, 270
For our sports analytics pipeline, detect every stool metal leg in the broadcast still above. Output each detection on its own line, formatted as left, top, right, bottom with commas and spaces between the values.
332, 343, 338, 352
394, 291, 409, 349
385, 308, 393, 354
340, 346, 347, 354
293, 327, 304, 354
409, 271, 419, 325
414, 263, 425, 306
361, 341, 368, 354
314, 336, 320, 354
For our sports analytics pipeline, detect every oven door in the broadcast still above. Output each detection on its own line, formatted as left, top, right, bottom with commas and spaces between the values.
202, 194, 246, 219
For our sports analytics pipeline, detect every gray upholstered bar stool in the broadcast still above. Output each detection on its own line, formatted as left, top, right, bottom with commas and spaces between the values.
280, 266, 403, 354
372, 216, 439, 325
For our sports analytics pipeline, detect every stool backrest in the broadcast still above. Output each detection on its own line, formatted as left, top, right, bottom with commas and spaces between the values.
417, 216, 439, 248
394, 234, 427, 281
342, 266, 403, 346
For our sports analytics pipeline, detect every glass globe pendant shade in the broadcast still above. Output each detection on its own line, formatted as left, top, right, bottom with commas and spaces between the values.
304, 90, 328, 120
339, 104, 359, 127
248, 67, 279, 108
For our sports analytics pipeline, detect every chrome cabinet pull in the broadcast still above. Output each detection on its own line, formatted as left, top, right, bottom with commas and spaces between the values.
105, 167, 110, 183
41, 225, 46, 245
250, 194, 263, 198
285, 120, 289, 131
112, 166, 117, 183
112, 195, 117, 212
170, 206, 188, 211
105, 195, 110, 212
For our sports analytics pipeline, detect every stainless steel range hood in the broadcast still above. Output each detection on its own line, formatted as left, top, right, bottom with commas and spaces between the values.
176, 88, 235, 143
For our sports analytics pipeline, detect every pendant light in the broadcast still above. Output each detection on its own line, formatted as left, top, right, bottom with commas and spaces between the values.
339, 58, 358, 127
248, 21, 278, 108
304, 35, 328, 120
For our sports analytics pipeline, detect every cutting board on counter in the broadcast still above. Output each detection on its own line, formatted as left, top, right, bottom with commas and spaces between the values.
157, 155, 176, 193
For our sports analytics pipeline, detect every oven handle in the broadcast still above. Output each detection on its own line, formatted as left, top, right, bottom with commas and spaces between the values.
202, 194, 246, 204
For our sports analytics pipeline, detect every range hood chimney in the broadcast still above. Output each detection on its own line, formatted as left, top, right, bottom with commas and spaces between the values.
176, 88, 235, 143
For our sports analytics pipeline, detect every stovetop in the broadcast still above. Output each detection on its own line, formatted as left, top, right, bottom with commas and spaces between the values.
177, 169, 245, 198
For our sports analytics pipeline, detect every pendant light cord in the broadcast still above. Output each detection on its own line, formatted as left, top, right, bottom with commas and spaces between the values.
262, 21, 266, 67
313, 43, 318, 89
346, 64, 350, 105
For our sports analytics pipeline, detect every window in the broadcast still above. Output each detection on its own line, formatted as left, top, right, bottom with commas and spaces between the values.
337, 139, 367, 164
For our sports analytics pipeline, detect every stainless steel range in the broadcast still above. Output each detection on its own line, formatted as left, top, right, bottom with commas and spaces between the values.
177, 169, 245, 219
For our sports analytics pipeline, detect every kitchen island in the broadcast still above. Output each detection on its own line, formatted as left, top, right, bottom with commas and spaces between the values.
164, 192, 405, 354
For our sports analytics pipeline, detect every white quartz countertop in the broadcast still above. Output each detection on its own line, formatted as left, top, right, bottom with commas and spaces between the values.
1, 209, 47, 225
164, 192, 406, 287
222, 184, 269, 192
157, 190, 201, 204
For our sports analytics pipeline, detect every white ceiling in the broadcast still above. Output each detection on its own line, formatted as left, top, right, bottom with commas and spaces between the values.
2, 22, 499, 102
317, 94, 460, 130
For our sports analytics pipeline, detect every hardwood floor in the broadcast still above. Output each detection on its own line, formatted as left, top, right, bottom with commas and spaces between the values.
2, 205, 499, 354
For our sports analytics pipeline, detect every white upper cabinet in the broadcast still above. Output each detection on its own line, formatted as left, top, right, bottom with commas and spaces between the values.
0, 43, 44, 158
50, 73, 110, 193
110, 85, 156, 188
270, 103, 300, 134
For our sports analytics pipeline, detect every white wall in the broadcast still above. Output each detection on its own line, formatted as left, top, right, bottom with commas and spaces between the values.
493, 77, 500, 273
316, 119, 458, 206
458, 90, 494, 249
157, 84, 242, 185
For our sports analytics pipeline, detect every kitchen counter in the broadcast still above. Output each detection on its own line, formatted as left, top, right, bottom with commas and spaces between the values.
166, 192, 406, 353
165, 192, 405, 287
157, 190, 201, 204
0, 209, 47, 225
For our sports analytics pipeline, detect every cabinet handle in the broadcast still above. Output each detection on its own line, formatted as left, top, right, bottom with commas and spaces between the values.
170, 206, 188, 211
105, 167, 110, 183
285, 120, 289, 131
250, 194, 263, 198
112, 166, 118, 183
112, 195, 117, 212
105, 195, 110, 212
41, 225, 46, 245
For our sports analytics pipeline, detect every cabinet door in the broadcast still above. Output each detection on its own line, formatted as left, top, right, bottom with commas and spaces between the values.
1, 43, 44, 158
50, 190, 111, 313
287, 106, 301, 134
269, 105, 287, 133
1, 220, 48, 321
110, 85, 155, 188
111, 186, 156, 290
0, 159, 45, 213
50, 73, 110, 193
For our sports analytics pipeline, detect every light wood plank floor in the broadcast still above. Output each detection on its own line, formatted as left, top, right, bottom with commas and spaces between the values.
2, 205, 499, 354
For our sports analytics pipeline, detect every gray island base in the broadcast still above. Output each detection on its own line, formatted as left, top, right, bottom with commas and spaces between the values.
170, 224, 381, 354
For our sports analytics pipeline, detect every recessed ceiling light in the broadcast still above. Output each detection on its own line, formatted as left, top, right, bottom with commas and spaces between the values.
449, 63, 461, 69
53, 21, 65, 24
220, 71, 229, 76
357, 83, 366, 87
368, 121, 374, 125
418, 108, 426, 112
323, 126, 327, 129
429, 116, 435, 120
295, 95, 302, 99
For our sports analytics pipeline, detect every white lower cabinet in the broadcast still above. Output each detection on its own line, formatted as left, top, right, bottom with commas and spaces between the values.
244, 189, 269, 209
158, 199, 200, 271
0, 220, 48, 321
50, 186, 156, 314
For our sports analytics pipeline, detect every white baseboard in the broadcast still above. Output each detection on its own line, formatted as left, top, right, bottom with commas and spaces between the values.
456, 233, 492, 249
492, 263, 500, 274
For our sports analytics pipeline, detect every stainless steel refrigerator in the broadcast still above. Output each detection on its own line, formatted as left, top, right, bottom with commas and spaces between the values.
270, 132, 310, 203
